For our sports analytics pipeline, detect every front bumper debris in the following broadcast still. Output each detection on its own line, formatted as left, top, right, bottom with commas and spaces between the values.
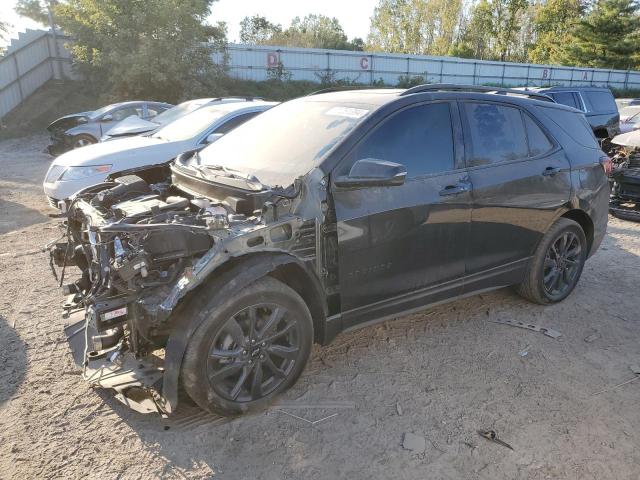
64, 310, 167, 415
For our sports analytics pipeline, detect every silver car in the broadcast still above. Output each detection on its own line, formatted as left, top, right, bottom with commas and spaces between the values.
101, 97, 263, 141
46, 100, 173, 155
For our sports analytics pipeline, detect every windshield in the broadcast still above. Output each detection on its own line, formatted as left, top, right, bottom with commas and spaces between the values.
152, 106, 226, 142
154, 99, 212, 125
89, 104, 118, 119
197, 99, 373, 187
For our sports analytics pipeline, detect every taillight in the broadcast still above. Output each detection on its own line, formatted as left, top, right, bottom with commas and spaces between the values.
600, 155, 613, 176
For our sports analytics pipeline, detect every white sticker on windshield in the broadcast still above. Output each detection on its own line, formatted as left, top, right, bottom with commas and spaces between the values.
325, 106, 369, 119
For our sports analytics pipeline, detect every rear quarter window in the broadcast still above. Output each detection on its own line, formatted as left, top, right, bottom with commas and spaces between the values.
536, 106, 600, 149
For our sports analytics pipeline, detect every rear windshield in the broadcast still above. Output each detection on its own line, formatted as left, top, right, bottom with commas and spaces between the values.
583, 90, 616, 113
537, 106, 599, 149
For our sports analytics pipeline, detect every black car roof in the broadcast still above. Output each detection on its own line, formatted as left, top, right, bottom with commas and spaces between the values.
304, 85, 580, 114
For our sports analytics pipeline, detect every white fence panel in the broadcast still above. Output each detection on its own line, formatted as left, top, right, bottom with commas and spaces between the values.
0, 30, 74, 120
220, 44, 640, 91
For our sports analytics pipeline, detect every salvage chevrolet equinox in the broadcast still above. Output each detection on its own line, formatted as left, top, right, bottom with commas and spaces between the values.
50, 84, 610, 416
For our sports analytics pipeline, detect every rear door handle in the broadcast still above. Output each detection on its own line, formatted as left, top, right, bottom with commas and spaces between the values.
542, 166, 561, 176
439, 183, 470, 196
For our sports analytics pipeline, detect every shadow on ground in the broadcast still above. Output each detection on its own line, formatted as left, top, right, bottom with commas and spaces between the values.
0, 315, 27, 406
48, 216, 640, 478
0, 199, 50, 234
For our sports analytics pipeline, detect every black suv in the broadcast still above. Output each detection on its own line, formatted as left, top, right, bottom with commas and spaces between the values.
530, 86, 620, 139
52, 84, 610, 416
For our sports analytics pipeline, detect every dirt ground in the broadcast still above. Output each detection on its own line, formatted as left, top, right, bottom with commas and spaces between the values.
1, 134, 639, 480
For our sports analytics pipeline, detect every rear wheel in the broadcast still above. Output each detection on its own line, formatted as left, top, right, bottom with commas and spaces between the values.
73, 134, 96, 149
517, 218, 587, 304
181, 276, 313, 415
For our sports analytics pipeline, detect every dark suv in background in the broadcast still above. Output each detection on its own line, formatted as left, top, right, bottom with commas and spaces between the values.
52, 84, 611, 417
530, 86, 620, 139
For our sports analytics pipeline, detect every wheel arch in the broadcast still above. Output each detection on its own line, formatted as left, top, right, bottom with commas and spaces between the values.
160, 251, 327, 413
561, 209, 594, 254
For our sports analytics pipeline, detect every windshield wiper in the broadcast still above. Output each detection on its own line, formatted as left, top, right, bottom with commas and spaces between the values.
195, 164, 265, 191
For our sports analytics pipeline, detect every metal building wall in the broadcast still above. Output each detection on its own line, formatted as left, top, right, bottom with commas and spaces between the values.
217, 44, 640, 90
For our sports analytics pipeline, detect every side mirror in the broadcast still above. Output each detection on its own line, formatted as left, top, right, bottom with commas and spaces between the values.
101, 114, 113, 122
334, 158, 407, 188
205, 133, 224, 144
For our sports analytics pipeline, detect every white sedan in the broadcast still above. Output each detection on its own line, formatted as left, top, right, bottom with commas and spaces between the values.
43, 101, 276, 207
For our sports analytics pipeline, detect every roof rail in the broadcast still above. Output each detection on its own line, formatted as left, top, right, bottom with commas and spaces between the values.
211, 96, 264, 101
400, 83, 554, 102
307, 86, 393, 96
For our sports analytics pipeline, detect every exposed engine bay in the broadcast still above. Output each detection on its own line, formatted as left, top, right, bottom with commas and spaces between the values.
610, 146, 640, 222
50, 155, 329, 415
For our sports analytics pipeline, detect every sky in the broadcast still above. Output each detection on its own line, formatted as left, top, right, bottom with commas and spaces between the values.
0, 0, 379, 47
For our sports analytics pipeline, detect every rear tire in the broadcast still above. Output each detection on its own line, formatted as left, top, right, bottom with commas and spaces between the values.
181, 276, 313, 416
516, 218, 587, 305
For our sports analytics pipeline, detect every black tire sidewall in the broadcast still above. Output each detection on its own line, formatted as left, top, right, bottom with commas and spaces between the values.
181, 276, 313, 415
73, 134, 96, 148
533, 219, 587, 304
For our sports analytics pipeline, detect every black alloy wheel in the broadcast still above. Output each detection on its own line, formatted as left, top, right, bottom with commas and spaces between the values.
206, 303, 302, 402
542, 231, 582, 300
516, 217, 587, 305
181, 276, 313, 415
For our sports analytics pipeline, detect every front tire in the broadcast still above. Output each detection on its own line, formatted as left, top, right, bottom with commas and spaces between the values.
72, 134, 96, 149
181, 276, 313, 416
517, 218, 587, 305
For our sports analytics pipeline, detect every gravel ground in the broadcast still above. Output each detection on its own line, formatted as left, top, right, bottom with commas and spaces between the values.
1, 135, 640, 480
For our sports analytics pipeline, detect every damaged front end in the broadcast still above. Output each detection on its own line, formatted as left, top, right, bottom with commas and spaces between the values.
50, 156, 327, 415
610, 149, 640, 221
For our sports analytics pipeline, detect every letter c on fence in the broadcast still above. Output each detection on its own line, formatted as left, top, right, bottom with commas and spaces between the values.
360, 57, 369, 70
267, 52, 279, 67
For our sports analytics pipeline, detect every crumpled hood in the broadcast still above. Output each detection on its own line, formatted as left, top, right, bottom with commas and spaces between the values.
52, 136, 189, 168
104, 116, 159, 138
612, 130, 640, 148
47, 111, 94, 131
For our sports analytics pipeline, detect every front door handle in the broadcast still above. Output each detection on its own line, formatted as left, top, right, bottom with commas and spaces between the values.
439, 182, 470, 196
542, 166, 561, 176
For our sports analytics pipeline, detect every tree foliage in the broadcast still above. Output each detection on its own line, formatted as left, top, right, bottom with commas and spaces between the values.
367, 0, 464, 55
14, 0, 53, 26
49, 0, 226, 102
238, 14, 364, 50
528, 0, 583, 64
560, 0, 640, 69
239, 15, 282, 44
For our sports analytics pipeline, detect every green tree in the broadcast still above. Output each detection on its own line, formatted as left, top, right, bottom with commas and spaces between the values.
450, 0, 495, 59
447, 0, 530, 61
278, 14, 355, 50
14, 0, 53, 26
528, 0, 583, 65
239, 15, 282, 44
238, 14, 362, 50
367, 0, 464, 55
50, 0, 226, 102
560, 0, 640, 69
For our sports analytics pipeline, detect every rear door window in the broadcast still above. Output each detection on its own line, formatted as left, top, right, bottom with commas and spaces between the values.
462, 103, 528, 166
340, 102, 456, 178
549, 92, 581, 110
